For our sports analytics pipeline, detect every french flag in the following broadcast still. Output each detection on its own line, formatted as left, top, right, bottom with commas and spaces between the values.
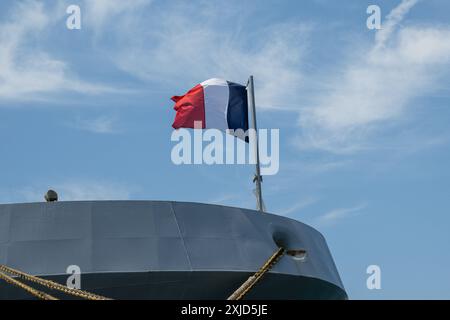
171, 78, 249, 136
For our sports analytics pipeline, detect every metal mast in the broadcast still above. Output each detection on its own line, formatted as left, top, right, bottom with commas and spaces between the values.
247, 76, 264, 212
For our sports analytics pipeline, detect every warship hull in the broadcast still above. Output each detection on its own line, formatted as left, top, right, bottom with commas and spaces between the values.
0, 201, 347, 300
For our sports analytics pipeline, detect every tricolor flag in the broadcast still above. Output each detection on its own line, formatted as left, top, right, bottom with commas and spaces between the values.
171, 78, 249, 138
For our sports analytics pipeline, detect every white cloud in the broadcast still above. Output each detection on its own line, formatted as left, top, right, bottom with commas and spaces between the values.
278, 197, 318, 216
83, 0, 152, 34
316, 203, 366, 227
94, 2, 309, 110
375, 0, 419, 49
0, 1, 113, 101
284, 159, 352, 175
68, 115, 119, 134
298, 0, 450, 153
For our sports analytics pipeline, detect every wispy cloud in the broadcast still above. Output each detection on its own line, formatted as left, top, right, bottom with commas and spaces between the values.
283, 159, 352, 175
315, 203, 367, 227
90, 1, 310, 110
3, 0, 447, 160
207, 192, 256, 210
0, 1, 113, 101
298, 0, 450, 153
278, 197, 318, 216
208, 193, 237, 205
68, 115, 120, 134
1, 180, 133, 203
375, 0, 419, 50
83, 0, 152, 35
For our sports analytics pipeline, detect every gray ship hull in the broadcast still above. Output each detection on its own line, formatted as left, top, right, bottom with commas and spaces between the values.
0, 201, 347, 300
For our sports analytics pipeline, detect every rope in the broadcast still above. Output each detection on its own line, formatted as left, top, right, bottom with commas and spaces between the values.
0, 271, 58, 300
1, 248, 285, 301
227, 247, 285, 300
0, 265, 112, 300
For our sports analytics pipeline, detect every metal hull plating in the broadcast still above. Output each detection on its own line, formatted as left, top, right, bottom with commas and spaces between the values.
0, 201, 347, 300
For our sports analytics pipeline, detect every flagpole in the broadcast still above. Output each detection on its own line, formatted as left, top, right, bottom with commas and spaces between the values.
247, 75, 264, 212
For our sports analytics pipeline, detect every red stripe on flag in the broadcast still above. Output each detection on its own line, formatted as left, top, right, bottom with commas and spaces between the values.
171, 84, 206, 129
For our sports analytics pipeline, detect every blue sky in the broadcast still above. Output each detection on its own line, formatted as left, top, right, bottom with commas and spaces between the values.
1, 0, 450, 299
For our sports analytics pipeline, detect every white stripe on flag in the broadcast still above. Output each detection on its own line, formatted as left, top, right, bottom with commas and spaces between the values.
201, 78, 229, 131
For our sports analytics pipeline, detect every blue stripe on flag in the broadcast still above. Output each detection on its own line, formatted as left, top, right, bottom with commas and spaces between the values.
226, 81, 249, 138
